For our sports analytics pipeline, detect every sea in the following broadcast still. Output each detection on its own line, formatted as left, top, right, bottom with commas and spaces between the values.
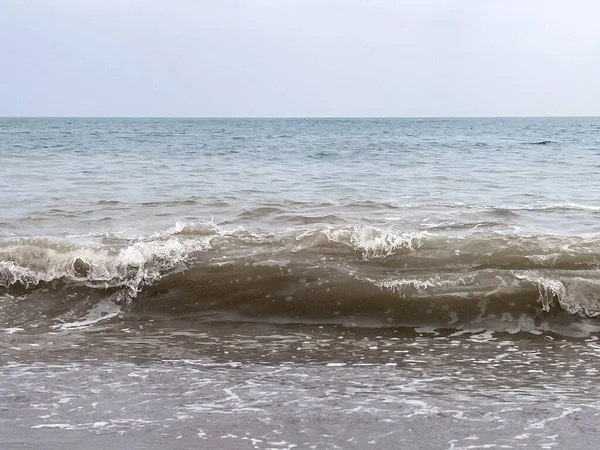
1, 117, 600, 449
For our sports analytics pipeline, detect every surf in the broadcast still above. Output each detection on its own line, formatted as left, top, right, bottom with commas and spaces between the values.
2, 221, 600, 337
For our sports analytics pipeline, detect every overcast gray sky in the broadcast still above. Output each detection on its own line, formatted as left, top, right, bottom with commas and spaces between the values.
1, 0, 599, 117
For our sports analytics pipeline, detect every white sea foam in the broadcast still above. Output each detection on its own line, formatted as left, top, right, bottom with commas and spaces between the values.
295, 225, 427, 258
375, 277, 455, 295
348, 226, 426, 258
521, 203, 600, 212
53, 298, 122, 330
3, 327, 24, 334
31, 423, 77, 430
0, 232, 213, 295
519, 273, 600, 317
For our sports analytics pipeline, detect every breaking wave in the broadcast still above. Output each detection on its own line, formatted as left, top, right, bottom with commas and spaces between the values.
2, 221, 600, 336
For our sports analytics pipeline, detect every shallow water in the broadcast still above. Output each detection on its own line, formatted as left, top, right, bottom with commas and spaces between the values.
3, 323, 600, 449
2, 117, 600, 448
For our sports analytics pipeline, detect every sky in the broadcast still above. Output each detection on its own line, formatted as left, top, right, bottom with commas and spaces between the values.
1, 0, 599, 117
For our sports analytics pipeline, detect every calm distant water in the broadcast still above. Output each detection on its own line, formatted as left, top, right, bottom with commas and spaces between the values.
2, 117, 600, 238
2, 117, 600, 449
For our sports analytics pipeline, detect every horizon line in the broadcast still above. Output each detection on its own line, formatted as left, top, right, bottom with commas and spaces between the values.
1, 115, 599, 120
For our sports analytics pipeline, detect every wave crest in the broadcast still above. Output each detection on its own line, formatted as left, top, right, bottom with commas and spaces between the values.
3, 222, 600, 336
0, 236, 212, 294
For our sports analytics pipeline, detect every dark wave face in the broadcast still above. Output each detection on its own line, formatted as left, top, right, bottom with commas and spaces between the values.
2, 221, 600, 338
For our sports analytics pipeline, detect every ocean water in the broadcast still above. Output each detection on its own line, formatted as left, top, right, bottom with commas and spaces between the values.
2, 117, 600, 448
